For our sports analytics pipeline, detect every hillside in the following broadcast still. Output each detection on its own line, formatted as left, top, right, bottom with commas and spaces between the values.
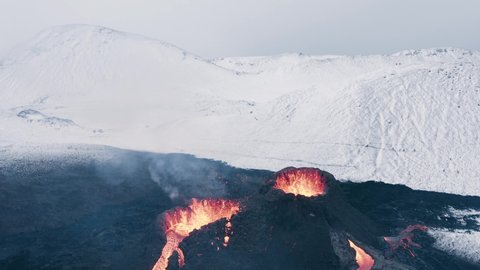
1, 25, 480, 196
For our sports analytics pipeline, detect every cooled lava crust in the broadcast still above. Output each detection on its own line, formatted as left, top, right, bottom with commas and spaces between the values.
3, 155, 479, 270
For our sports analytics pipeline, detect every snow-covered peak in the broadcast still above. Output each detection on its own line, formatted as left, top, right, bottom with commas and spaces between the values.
0, 24, 235, 109
1, 26, 480, 197
213, 47, 480, 74
2, 24, 200, 64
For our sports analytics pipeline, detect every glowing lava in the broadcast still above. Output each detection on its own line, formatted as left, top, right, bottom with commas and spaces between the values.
273, 168, 327, 197
348, 240, 374, 270
384, 224, 428, 257
152, 199, 240, 270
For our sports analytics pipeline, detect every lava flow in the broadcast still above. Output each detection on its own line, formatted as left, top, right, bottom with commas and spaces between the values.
384, 224, 428, 258
348, 240, 374, 270
273, 168, 327, 197
152, 198, 241, 270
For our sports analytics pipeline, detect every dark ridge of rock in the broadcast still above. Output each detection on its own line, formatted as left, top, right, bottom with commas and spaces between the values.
170, 168, 480, 270
17, 109, 77, 128
178, 168, 378, 270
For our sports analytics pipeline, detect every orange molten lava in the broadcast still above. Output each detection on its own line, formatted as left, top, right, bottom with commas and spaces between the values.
384, 224, 428, 258
348, 240, 374, 270
274, 168, 327, 197
152, 199, 240, 270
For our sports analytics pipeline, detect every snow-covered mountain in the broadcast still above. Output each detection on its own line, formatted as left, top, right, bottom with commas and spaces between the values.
1, 24, 480, 196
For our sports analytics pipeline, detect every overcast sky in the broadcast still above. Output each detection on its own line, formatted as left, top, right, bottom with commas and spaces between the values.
1, 0, 479, 58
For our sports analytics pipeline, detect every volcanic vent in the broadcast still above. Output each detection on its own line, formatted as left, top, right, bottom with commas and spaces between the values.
152, 199, 240, 270
167, 168, 384, 269
152, 167, 438, 270
273, 167, 327, 197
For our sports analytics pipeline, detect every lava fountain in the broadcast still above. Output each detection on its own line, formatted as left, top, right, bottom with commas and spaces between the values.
273, 168, 327, 197
348, 240, 374, 270
152, 198, 241, 270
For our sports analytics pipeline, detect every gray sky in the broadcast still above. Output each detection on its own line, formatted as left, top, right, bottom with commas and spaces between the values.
1, 0, 479, 58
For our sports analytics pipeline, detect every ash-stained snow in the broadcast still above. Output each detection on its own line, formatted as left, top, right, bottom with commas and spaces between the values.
440, 207, 480, 226
1, 25, 480, 196
17, 109, 77, 128
429, 229, 480, 264
428, 206, 480, 264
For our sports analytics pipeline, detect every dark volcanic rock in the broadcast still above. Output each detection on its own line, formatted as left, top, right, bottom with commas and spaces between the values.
170, 168, 480, 270
1, 149, 479, 270
179, 169, 378, 270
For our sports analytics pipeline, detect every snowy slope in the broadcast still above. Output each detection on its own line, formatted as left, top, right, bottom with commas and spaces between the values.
429, 207, 480, 264
1, 25, 480, 196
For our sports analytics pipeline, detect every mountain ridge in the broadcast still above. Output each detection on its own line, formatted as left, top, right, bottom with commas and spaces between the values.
1, 25, 479, 196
